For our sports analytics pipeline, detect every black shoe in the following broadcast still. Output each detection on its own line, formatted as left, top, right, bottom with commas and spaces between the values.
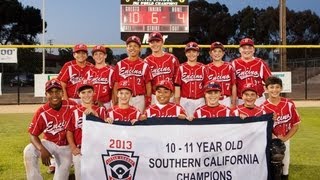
281, 174, 289, 180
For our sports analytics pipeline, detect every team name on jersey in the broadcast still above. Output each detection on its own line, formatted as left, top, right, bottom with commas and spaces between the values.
46, 121, 66, 135
151, 67, 171, 77
274, 114, 291, 126
120, 67, 143, 78
235, 69, 259, 79
91, 77, 109, 84
182, 72, 203, 83
70, 74, 82, 84
208, 74, 230, 82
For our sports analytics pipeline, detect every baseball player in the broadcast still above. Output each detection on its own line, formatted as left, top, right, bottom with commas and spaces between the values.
174, 42, 205, 117
66, 80, 106, 180
57, 43, 93, 104
23, 79, 76, 180
105, 80, 142, 124
85, 45, 114, 109
262, 76, 301, 179
112, 36, 152, 112
231, 83, 266, 119
204, 42, 237, 108
144, 32, 180, 104
145, 80, 187, 119
193, 81, 232, 119
231, 38, 272, 106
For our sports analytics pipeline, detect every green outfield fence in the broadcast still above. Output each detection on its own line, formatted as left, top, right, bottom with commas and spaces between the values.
0, 44, 319, 104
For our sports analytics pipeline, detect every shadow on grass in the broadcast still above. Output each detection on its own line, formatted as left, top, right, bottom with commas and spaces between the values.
290, 164, 320, 180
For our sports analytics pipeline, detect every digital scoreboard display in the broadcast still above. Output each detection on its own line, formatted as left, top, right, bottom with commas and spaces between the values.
120, 0, 189, 44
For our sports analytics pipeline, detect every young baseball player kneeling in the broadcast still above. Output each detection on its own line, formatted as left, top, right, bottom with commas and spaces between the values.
193, 81, 232, 119
66, 80, 107, 180
105, 80, 142, 124
23, 79, 77, 180
231, 83, 266, 119
262, 76, 301, 180
145, 80, 188, 119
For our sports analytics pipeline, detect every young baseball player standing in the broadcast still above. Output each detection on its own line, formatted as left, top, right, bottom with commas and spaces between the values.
145, 80, 187, 119
66, 80, 106, 180
144, 32, 180, 104
231, 38, 272, 106
204, 42, 237, 108
262, 76, 300, 180
174, 42, 205, 117
105, 80, 142, 124
193, 81, 232, 119
23, 79, 76, 180
85, 45, 114, 109
231, 83, 266, 119
57, 43, 93, 104
113, 36, 152, 112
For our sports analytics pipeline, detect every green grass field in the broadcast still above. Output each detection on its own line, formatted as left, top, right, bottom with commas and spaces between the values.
0, 107, 319, 180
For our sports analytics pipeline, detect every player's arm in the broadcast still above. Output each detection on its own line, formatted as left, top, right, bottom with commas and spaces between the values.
174, 86, 181, 104
30, 134, 52, 166
112, 82, 119, 106
66, 131, 81, 156
231, 84, 237, 108
60, 81, 68, 100
144, 81, 152, 111
278, 124, 299, 142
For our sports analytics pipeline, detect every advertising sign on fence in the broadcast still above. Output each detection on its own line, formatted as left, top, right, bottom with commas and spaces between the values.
0, 48, 17, 63
271, 72, 292, 93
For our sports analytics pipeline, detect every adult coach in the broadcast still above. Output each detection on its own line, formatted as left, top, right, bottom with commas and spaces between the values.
23, 79, 76, 180
231, 38, 272, 106
57, 43, 93, 104
144, 32, 180, 104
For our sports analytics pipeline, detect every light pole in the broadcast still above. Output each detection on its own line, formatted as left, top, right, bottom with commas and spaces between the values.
42, 0, 46, 74
279, 0, 287, 71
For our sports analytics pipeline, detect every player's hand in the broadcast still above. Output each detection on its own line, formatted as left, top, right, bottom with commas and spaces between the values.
239, 114, 247, 120
105, 117, 113, 124
39, 148, 53, 166
139, 114, 147, 121
272, 113, 277, 121
131, 119, 138, 125
178, 114, 187, 120
186, 116, 194, 121
84, 108, 98, 117
71, 147, 81, 156
277, 135, 287, 142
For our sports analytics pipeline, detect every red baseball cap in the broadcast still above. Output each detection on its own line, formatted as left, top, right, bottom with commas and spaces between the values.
117, 80, 133, 92
76, 80, 94, 92
210, 41, 225, 51
148, 32, 163, 42
126, 36, 141, 47
92, 45, 106, 54
45, 79, 62, 91
240, 38, 254, 47
73, 43, 88, 53
155, 80, 174, 92
241, 83, 258, 94
204, 80, 222, 92
185, 42, 199, 52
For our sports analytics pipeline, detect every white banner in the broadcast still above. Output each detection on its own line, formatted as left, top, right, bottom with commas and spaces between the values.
0, 48, 17, 63
82, 116, 273, 180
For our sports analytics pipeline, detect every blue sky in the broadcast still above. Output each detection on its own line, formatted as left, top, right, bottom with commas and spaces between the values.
19, 0, 320, 45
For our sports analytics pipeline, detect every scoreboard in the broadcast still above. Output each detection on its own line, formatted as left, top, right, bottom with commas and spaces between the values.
120, 0, 189, 44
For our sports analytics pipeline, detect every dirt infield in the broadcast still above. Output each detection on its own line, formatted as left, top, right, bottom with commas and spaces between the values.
0, 101, 318, 114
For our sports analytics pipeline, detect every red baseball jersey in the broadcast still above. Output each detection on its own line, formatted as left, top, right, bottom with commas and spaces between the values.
28, 100, 77, 146
174, 62, 205, 99
231, 104, 266, 117
57, 60, 93, 98
106, 105, 141, 122
194, 104, 232, 118
145, 102, 187, 118
262, 97, 301, 137
113, 58, 152, 96
85, 66, 114, 103
204, 62, 236, 97
144, 53, 180, 94
66, 104, 106, 147
231, 57, 271, 98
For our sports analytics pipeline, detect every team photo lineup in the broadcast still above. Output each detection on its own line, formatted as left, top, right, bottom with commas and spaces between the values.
23, 31, 300, 180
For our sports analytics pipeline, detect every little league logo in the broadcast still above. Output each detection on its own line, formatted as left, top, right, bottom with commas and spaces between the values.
102, 150, 139, 180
